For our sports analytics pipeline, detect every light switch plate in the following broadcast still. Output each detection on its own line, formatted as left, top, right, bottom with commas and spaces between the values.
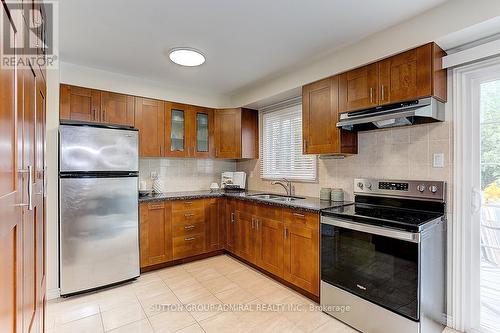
433, 153, 444, 168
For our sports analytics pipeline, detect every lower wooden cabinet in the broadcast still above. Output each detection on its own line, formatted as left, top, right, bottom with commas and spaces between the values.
139, 202, 172, 268
139, 198, 319, 297
225, 201, 319, 296
283, 209, 320, 296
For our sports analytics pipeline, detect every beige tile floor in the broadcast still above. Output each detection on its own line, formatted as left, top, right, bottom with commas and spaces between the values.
46, 255, 461, 333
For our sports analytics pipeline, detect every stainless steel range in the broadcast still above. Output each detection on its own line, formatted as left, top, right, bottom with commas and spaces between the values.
320, 179, 447, 333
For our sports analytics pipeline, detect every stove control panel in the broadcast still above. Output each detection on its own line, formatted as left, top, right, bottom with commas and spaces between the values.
378, 182, 409, 191
354, 178, 445, 201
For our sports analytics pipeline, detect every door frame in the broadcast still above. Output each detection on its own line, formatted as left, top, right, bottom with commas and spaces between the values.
452, 56, 500, 333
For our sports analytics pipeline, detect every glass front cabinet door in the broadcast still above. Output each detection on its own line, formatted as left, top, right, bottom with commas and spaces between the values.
190, 106, 213, 158
165, 102, 188, 157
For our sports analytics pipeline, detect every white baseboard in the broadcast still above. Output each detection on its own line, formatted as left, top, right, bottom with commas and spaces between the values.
47, 288, 60, 300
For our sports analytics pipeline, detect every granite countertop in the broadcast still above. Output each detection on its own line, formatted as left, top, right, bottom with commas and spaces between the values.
139, 190, 352, 212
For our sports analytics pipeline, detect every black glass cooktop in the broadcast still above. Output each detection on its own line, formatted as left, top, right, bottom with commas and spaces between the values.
321, 195, 445, 232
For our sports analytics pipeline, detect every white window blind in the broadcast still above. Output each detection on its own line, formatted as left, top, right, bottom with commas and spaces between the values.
261, 104, 317, 181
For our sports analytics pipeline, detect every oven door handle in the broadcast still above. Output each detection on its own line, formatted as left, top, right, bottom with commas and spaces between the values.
321, 216, 420, 243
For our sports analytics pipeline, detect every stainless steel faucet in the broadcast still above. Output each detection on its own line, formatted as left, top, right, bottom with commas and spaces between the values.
271, 178, 294, 196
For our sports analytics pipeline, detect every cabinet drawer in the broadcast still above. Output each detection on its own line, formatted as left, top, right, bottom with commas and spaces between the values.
172, 209, 205, 225
173, 233, 205, 259
283, 209, 319, 229
172, 199, 204, 211
172, 222, 205, 237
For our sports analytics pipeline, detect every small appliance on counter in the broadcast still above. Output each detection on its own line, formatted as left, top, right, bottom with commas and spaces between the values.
221, 171, 246, 191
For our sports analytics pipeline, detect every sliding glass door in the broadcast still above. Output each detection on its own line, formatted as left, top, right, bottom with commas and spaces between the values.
459, 59, 500, 333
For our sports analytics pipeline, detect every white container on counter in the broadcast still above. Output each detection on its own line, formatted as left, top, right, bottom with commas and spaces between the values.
331, 188, 344, 202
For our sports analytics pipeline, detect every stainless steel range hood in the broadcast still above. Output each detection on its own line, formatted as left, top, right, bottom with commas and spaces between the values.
337, 97, 445, 131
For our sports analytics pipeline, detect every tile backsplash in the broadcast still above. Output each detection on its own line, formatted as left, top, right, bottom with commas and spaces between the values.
139, 158, 236, 192
237, 121, 453, 203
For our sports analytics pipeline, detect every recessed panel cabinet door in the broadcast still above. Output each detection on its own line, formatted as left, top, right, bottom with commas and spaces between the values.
140, 202, 172, 268
135, 98, 164, 157
255, 217, 284, 278
283, 211, 319, 296
302, 77, 340, 154
225, 200, 237, 253
214, 109, 241, 158
235, 210, 255, 262
205, 199, 221, 251
101, 92, 134, 126
60, 84, 101, 122
190, 106, 214, 158
339, 63, 379, 112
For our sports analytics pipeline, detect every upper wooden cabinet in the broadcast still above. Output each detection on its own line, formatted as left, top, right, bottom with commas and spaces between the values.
339, 63, 379, 112
214, 108, 258, 159
165, 102, 189, 157
189, 106, 214, 158
339, 42, 446, 113
303, 76, 357, 155
101, 91, 134, 126
135, 97, 165, 157
60, 84, 135, 126
60, 85, 100, 123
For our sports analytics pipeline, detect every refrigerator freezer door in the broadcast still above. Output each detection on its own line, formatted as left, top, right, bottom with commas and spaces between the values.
60, 124, 138, 172
60, 176, 139, 295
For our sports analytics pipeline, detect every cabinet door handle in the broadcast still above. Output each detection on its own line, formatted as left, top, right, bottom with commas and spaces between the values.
256, 219, 259, 231
251, 218, 255, 229
17, 166, 33, 210
284, 227, 288, 240
230, 212, 234, 223
184, 225, 196, 230
369, 88, 373, 103
293, 212, 305, 218
184, 213, 195, 217
303, 140, 307, 152
185, 237, 196, 241
92, 109, 96, 121
381, 85, 385, 101
215, 148, 218, 157
102, 109, 106, 122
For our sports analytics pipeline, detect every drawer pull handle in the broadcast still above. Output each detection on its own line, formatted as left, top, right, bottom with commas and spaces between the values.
185, 213, 195, 217
185, 237, 196, 241
150, 205, 163, 210
284, 227, 288, 239
184, 225, 196, 230
293, 213, 305, 218
185, 201, 193, 205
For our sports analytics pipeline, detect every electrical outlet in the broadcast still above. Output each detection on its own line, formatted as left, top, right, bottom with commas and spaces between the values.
433, 153, 444, 168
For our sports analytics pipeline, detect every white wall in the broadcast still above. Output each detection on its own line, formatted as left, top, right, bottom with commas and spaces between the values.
60, 62, 229, 108
232, 0, 500, 108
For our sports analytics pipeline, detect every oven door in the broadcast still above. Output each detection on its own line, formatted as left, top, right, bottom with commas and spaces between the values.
321, 216, 420, 321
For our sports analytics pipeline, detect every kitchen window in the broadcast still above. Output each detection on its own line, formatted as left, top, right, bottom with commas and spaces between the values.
261, 103, 317, 181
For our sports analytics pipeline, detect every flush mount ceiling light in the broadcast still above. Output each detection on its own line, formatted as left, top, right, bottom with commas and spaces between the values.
168, 48, 205, 67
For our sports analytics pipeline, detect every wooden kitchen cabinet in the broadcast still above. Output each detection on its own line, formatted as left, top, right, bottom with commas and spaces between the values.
205, 198, 223, 251
378, 43, 447, 105
302, 75, 357, 155
165, 102, 190, 157
214, 108, 258, 159
60, 84, 135, 126
135, 97, 165, 157
60, 84, 101, 122
339, 63, 379, 112
100, 91, 135, 126
189, 106, 214, 158
235, 203, 257, 262
283, 209, 320, 296
139, 202, 172, 269
254, 207, 284, 278
339, 42, 447, 113
225, 199, 237, 253
172, 199, 206, 260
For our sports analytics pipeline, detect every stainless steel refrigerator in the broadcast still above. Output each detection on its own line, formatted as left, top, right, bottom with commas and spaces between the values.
59, 122, 140, 296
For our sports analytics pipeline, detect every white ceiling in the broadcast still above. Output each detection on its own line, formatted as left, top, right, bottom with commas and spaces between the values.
60, 0, 447, 98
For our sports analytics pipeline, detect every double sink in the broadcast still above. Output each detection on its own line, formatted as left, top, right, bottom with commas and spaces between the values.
248, 193, 306, 202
